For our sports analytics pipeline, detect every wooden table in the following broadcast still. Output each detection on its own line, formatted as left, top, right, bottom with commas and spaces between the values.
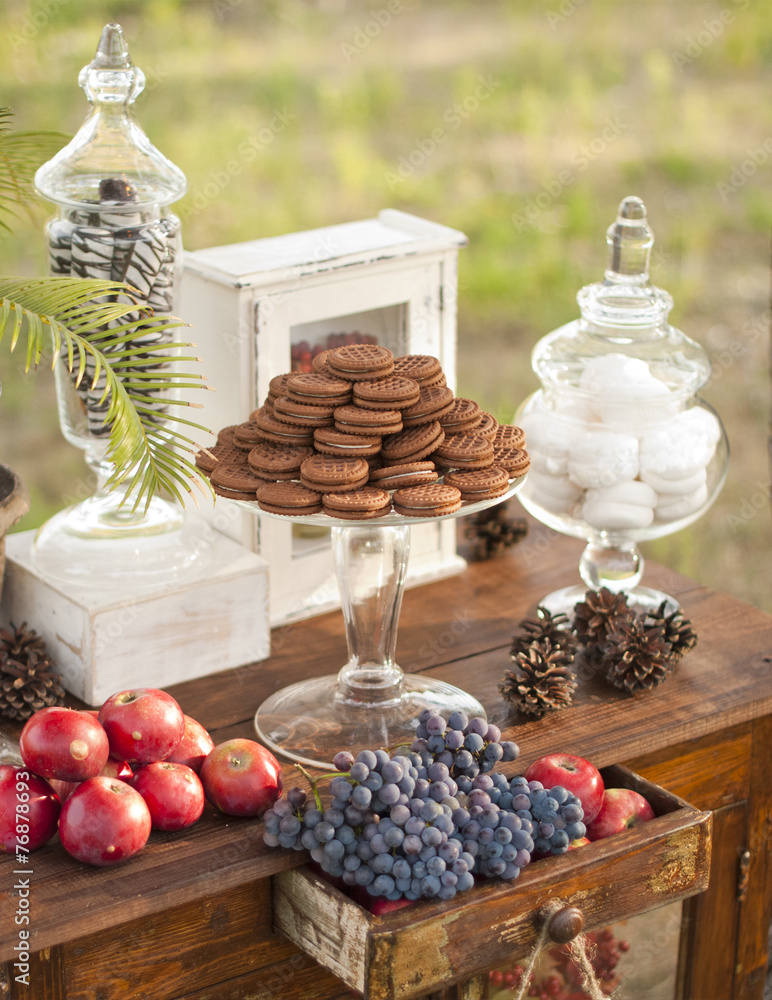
2, 521, 772, 1000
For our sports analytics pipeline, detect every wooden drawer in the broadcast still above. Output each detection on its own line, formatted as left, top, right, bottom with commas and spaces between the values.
272, 765, 711, 1000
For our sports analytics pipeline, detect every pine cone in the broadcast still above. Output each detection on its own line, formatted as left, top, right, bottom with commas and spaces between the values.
0, 623, 65, 722
573, 587, 634, 646
510, 606, 578, 658
464, 504, 527, 560
501, 639, 577, 717
646, 601, 698, 661
602, 616, 674, 693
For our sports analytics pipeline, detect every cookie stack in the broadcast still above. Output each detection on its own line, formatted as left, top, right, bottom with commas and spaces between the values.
196, 345, 529, 520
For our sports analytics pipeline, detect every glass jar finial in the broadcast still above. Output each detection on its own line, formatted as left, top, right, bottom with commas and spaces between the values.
578, 195, 672, 332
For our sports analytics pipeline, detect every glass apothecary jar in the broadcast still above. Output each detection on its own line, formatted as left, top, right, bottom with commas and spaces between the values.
32, 23, 207, 588
516, 196, 729, 612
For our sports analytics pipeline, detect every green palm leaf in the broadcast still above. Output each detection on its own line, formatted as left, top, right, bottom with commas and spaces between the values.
0, 276, 214, 511
0, 108, 68, 231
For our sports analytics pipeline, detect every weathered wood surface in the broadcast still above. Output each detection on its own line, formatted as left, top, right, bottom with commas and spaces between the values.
274, 776, 710, 1000
0, 526, 771, 998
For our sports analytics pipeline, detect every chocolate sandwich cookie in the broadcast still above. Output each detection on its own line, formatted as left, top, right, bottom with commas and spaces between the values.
443, 467, 510, 501
233, 420, 264, 449
333, 403, 403, 436
312, 350, 331, 374
434, 432, 494, 470
439, 398, 483, 435
392, 483, 462, 518
392, 354, 443, 386
493, 424, 526, 449
256, 481, 323, 516
353, 375, 421, 411
380, 421, 445, 464
476, 412, 499, 440
300, 454, 370, 493
215, 425, 239, 446
491, 445, 530, 477
210, 463, 265, 499
285, 372, 353, 408
369, 461, 439, 490
326, 344, 395, 381
273, 396, 337, 427
195, 440, 248, 474
248, 441, 314, 480
313, 427, 382, 457
254, 410, 316, 447
322, 486, 392, 520
401, 385, 455, 427
267, 373, 295, 402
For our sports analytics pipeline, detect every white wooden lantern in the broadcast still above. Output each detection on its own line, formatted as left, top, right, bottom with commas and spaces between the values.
180, 210, 468, 625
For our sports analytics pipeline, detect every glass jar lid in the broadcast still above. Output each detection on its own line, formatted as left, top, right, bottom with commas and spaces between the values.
531, 196, 711, 398
34, 23, 186, 212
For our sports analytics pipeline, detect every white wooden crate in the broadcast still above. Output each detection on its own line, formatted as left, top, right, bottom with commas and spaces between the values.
180, 210, 468, 625
0, 524, 270, 706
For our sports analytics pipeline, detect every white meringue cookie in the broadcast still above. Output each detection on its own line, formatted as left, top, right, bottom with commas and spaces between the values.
640, 467, 707, 496
582, 499, 655, 530
585, 479, 657, 507
568, 430, 639, 489
655, 484, 709, 521
524, 469, 583, 514
639, 408, 720, 481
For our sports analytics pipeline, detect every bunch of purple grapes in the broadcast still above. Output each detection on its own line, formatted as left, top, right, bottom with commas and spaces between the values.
262, 709, 586, 902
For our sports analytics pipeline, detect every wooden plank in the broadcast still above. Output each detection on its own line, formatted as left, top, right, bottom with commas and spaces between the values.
60, 880, 296, 1000
679, 802, 745, 1000
624, 725, 753, 811
8, 946, 65, 1000
274, 779, 711, 1000
734, 713, 772, 998
172, 949, 347, 1000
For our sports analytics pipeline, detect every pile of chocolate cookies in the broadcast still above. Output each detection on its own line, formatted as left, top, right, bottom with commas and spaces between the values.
196, 346, 529, 520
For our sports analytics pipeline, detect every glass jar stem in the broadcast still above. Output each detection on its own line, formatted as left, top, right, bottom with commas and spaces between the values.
579, 540, 643, 593
332, 524, 409, 707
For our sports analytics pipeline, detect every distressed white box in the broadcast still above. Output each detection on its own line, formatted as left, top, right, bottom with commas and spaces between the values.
181, 209, 468, 625
0, 523, 270, 706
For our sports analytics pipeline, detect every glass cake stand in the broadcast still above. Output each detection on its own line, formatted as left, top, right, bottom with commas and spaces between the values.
230, 476, 526, 768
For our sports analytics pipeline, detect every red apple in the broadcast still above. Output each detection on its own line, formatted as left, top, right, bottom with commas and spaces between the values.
0, 765, 60, 853
98, 687, 185, 764
585, 787, 656, 841
566, 836, 591, 851
48, 758, 133, 803
165, 715, 215, 774
58, 776, 152, 866
131, 761, 205, 831
524, 753, 605, 823
199, 738, 283, 817
19, 706, 110, 782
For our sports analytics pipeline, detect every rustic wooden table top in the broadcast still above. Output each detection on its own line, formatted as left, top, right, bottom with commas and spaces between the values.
2, 519, 772, 963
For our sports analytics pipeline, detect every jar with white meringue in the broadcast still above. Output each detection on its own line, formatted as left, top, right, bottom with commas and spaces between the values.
516, 196, 729, 612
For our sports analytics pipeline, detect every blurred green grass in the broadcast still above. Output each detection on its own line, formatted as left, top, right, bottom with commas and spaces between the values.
0, 0, 770, 611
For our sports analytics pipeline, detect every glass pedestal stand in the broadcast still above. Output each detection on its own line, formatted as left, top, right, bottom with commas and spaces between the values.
234, 478, 526, 769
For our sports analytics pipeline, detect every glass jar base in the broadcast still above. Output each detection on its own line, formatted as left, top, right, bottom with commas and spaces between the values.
538, 584, 679, 620
254, 673, 487, 770
33, 499, 212, 589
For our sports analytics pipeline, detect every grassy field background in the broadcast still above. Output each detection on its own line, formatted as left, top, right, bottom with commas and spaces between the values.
0, 0, 770, 612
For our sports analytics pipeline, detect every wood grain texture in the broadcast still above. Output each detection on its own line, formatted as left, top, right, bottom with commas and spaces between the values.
735, 714, 772, 998
274, 770, 711, 1000
60, 880, 295, 1000
679, 803, 745, 1000
171, 949, 348, 1000
8, 946, 65, 1000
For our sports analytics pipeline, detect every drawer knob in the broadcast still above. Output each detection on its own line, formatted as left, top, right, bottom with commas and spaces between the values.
546, 904, 584, 944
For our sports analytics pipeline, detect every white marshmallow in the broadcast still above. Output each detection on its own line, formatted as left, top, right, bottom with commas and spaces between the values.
655, 484, 709, 521
568, 430, 639, 489
639, 407, 720, 481
640, 467, 707, 496
524, 469, 583, 514
582, 499, 655, 531
585, 480, 657, 507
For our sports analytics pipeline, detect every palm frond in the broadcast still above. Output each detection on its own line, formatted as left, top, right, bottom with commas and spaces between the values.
0, 276, 214, 510
0, 108, 68, 231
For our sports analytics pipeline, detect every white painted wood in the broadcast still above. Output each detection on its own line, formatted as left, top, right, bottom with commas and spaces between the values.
0, 523, 270, 705
180, 210, 467, 625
